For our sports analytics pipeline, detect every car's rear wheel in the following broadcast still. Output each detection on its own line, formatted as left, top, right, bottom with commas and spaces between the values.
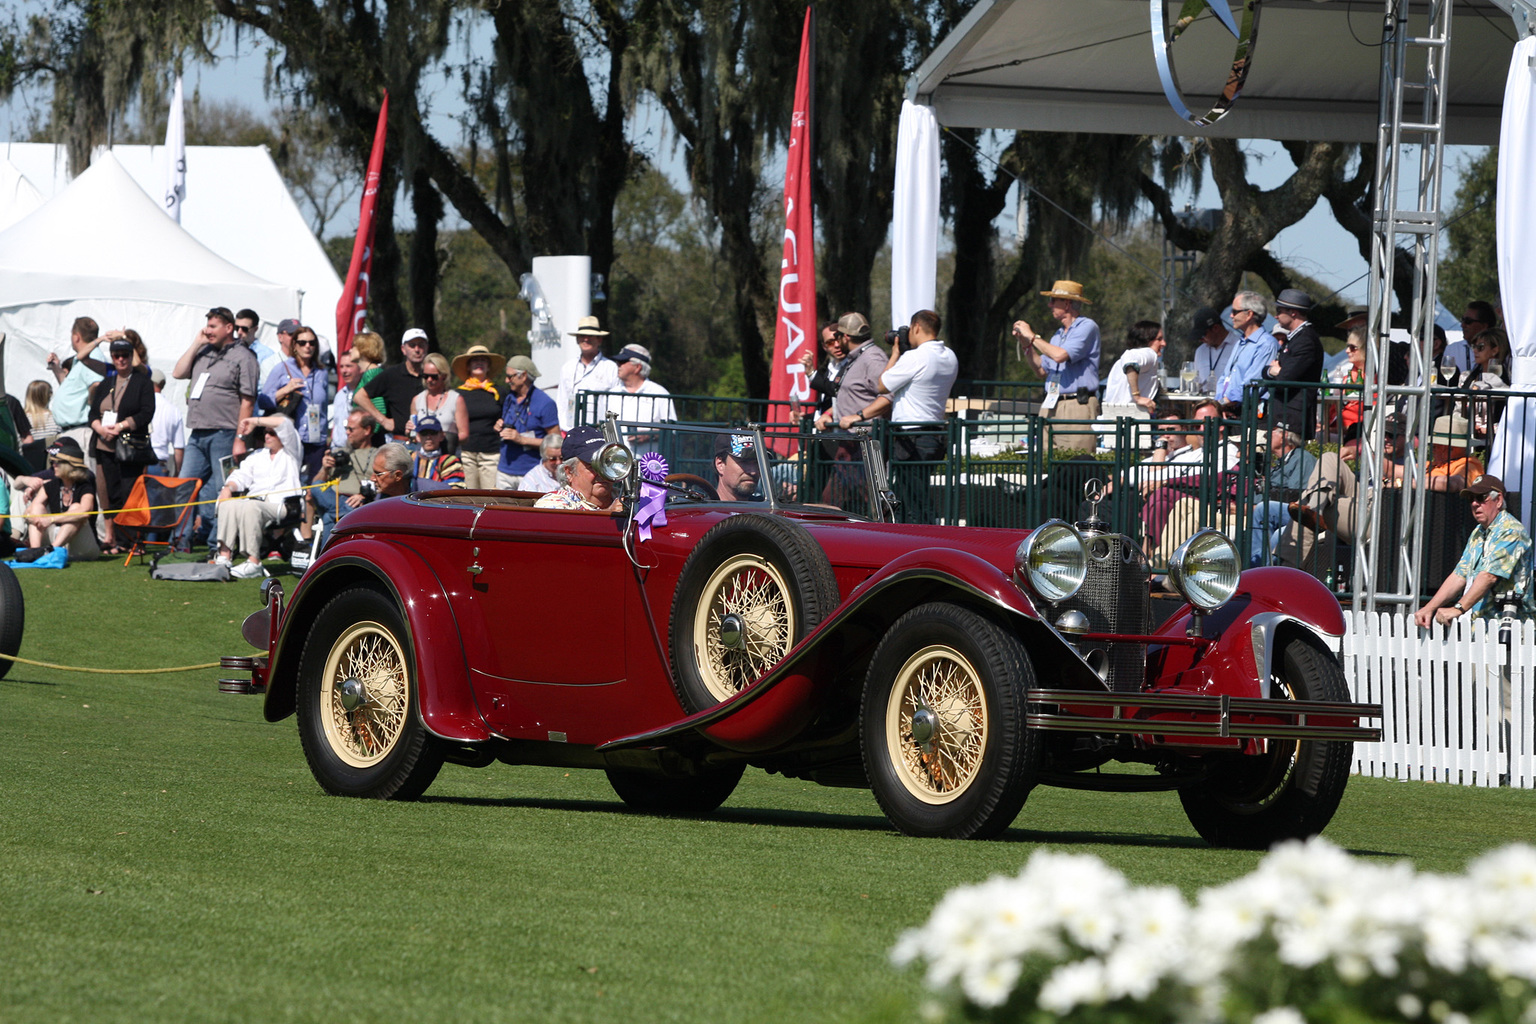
1178, 635, 1354, 849
604, 763, 745, 815
861, 602, 1041, 839
296, 587, 443, 799
0, 562, 24, 681
669, 514, 839, 712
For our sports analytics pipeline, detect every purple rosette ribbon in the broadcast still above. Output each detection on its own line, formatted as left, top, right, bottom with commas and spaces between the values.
636, 452, 669, 541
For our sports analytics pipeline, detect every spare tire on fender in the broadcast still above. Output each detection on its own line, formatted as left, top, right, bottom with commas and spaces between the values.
668, 513, 840, 714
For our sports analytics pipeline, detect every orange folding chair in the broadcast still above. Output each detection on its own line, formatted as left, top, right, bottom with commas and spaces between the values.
114, 475, 202, 566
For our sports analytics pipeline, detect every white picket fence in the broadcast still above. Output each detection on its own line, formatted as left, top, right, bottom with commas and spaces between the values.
1342, 612, 1536, 788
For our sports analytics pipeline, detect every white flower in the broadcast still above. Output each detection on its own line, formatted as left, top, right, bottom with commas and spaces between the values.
1398, 993, 1424, 1018
1252, 1006, 1306, 1024
960, 956, 1022, 1008
1038, 958, 1109, 1013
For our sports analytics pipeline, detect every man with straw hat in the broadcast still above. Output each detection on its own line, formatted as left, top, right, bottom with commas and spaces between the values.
557, 315, 620, 432
1012, 280, 1101, 452
1426, 414, 1485, 493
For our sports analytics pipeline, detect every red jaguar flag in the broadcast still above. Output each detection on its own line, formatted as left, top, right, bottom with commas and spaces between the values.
769, 8, 816, 443
336, 92, 389, 354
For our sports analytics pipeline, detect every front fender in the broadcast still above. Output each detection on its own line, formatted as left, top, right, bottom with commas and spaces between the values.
262, 542, 490, 743
600, 548, 1105, 753
1149, 567, 1345, 699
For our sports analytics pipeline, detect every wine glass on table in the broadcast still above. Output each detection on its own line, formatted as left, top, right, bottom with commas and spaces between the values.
1180, 361, 1197, 395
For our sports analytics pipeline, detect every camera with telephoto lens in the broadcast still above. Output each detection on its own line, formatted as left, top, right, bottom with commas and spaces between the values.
885, 325, 910, 353
327, 447, 351, 480
358, 480, 377, 502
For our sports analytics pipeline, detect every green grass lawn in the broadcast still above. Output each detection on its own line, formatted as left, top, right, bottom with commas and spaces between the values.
2, 561, 1533, 1023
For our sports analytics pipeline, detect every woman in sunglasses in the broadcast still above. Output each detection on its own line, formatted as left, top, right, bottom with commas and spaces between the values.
88, 330, 155, 554
262, 325, 329, 481
406, 353, 459, 448
1328, 328, 1368, 453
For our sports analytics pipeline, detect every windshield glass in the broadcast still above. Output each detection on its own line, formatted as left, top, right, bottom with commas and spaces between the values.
619, 422, 881, 520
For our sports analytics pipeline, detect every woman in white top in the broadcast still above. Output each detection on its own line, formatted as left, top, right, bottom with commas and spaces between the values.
213, 420, 302, 578
407, 353, 460, 447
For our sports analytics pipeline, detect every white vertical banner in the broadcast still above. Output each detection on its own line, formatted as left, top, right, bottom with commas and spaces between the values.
162, 77, 186, 223
890, 99, 940, 331
1489, 36, 1536, 522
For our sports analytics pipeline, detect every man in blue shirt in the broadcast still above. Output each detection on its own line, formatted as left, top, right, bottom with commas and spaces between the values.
495, 356, 560, 490
1217, 291, 1278, 408
1013, 280, 1101, 452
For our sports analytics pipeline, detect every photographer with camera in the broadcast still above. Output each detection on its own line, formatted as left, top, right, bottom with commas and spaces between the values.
309, 409, 377, 549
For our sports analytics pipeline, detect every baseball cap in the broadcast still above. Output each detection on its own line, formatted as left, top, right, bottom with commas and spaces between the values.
277, 318, 301, 334
109, 338, 133, 356
48, 436, 85, 460
150, 368, 166, 387
561, 425, 608, 464
835, 312, 872, 339
401, 328, 429, 346
415, 415, 443, 434
1462, 475, 1505, 500
614, 345, 651, 366
1188, 307, 1224, 340
714, 432, 758, 461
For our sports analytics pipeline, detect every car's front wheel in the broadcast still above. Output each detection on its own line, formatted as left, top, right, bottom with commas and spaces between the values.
296, 587, 443, 799
861, 602, 1041, 839
1178, 635, 1354, 849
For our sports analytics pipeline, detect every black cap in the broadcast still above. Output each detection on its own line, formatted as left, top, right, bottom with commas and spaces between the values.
1462, 475, 1505, 500
1274, 288, 1313, 311
561, 425, 607, 464
1188, 307, 1223, 341
714, 432, 757, 461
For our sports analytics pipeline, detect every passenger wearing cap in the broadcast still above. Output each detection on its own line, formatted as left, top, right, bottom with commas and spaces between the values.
556, 316, 620, 432
817, 312, 887, 433
148, 368, 186, 477
89, 330, 156, 554
22, 439, 100, 564
1262, 289, 1326, 439
172, 305, 261, 551
1013, 281, 1102, 451
534, 426, 623, 511
494, 355, 560, 489
1188, 306, 1237, 395
600, 345, 676, 446
355, 328, 431, 442
1415, 475, 1534, 625
713, 432, 761, 502
409, 415, 465, 491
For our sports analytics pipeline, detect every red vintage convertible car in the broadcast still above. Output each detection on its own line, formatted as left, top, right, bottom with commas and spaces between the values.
221, 422, 1379, 845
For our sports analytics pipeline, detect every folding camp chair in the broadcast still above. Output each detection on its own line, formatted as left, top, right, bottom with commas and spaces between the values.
113, 475, 201, 567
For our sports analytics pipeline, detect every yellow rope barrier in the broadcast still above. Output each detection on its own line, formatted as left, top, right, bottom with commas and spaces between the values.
23, 478, 339, 521
0, 652, 221, 673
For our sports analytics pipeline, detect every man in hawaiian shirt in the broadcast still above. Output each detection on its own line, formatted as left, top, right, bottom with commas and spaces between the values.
1414, 475, 1534, 627
534, 425, 622, 512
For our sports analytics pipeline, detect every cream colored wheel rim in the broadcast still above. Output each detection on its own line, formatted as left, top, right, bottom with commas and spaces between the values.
691, 553, 794, 703
884, 645, 988, 805
321, 621, 410, 768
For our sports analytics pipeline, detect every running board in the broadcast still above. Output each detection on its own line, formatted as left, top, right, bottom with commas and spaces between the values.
1026, 689, 1383, 743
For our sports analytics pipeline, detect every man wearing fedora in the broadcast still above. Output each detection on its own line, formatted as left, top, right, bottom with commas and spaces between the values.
1415, 474, 1534, 626
1013, 280, 1101, 452
557, 315, 621, 432
1262, 289, 1326, 439
495, 355, 560, 490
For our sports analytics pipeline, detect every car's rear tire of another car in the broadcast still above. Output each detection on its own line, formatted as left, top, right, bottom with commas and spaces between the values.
0, 562, 23, 682
295, 586, 444, 800
860, 602, 1043, 840
1178, 634, 1354, 849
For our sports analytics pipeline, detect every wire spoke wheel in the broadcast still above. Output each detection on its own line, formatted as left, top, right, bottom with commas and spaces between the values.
885, 645, 988, 804
320, 621, 410, 768
691, 553, 795, 703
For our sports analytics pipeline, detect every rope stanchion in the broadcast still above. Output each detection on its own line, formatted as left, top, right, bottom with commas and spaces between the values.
25, 478, 340, 521
0, 651, 220, 673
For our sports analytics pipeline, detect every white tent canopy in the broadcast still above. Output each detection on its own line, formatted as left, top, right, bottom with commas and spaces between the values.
909, 0, 1518, 143
0, 152, 299, 396
1, 142, 342, 337
0, 157, 43, 232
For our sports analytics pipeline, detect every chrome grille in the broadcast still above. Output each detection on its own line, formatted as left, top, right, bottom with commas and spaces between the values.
1059, 532, 1150, 693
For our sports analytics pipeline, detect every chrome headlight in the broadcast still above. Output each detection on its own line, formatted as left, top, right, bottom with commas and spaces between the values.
1168, 529, 1241, 611
1015, 520, 1087, 603
593, 442, 634, 482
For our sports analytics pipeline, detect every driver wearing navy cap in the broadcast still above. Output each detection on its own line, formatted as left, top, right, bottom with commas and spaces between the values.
713, 432, 760, 501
